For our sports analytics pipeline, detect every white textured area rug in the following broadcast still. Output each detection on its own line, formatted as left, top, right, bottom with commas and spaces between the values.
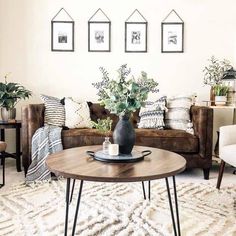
0, 180, 235, 236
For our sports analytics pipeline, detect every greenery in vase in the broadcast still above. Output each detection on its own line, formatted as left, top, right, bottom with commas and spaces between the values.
213, 84, 229, 96
92, 64, 159, 116
203, 56, 232, 86
91, 117, 113, 136
0, 73, 32, 110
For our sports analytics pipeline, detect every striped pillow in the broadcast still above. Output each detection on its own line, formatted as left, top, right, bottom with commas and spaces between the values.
40, 94, 65, 127
165, 95, 193, 130
138, 96, 167, 129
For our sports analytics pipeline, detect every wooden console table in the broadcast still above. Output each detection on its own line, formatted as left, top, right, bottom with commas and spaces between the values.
0, 120, 22, 172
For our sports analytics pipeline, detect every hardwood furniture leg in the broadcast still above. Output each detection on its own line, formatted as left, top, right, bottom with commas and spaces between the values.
64, 178, 71, 236
216, 160, 225, 189
203, 168, 210, 180
72, 180, 84, 236
16, 126, 21, 172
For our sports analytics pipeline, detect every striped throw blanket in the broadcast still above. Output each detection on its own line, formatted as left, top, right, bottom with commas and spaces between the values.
26, 125, 62, 184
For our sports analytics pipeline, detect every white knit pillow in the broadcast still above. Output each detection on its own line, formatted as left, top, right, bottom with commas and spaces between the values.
165, 95, 193, 130
65, 98, 92, 128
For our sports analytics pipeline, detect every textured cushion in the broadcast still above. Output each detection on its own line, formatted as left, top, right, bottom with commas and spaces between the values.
138, 97, 166, 129
65, 98, 92, 129
165, 95, 193, 130
220, 144, 236, 167
40, 95, 65, 127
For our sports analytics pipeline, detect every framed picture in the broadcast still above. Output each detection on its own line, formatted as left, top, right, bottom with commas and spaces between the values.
161, 22, 184, 53
125, 22, 147, 52
51, 21, 74, 52
88, 22, 111, 52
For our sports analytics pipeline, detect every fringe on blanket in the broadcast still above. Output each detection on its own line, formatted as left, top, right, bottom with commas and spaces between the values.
25, 125, 62, 184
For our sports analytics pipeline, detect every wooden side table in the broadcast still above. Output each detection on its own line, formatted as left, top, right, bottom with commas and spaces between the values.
0, 120, 22, 172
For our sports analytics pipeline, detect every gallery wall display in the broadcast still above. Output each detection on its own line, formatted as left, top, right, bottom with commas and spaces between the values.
51, 8, 74, 52
88, 9, 111, 52
125, 9, 148, 53
161, 9, 184, 53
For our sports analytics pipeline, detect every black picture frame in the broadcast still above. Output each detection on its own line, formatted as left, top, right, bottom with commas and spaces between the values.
51, 21, 74, 52
161, 22, 184, 53
88, 21, 111, 52
125, 22, 147, 53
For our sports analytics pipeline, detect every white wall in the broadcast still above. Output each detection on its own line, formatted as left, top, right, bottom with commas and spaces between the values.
0, 0, 236, 151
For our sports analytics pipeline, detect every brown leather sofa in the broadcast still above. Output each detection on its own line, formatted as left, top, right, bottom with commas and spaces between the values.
22, 103, 213, 179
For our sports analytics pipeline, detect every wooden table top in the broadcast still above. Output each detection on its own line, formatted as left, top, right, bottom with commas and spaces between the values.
46, 146, 186, 182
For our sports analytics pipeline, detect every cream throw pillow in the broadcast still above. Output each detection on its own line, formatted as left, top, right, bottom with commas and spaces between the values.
65, 98, 92, 128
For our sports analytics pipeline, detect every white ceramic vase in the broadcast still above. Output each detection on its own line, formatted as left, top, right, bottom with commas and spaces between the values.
1, 107, 16, 121
215, 96, 227, 106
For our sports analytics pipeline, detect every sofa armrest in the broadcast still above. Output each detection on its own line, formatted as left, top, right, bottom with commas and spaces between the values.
22, 104, 45, 174
190, 105, 213, 159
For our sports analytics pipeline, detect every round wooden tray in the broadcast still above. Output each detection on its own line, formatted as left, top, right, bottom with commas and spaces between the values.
86, 150, 151, 163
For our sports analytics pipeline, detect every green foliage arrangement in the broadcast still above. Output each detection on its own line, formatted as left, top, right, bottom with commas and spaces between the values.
0, 73, 32, 110
213, 84, 229, 96
203, 56, 232, 86
92, 64, 159, 116
91, 117, 113, 136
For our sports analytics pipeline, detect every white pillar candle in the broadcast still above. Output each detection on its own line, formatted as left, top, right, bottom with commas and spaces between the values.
108, 144, 119, 156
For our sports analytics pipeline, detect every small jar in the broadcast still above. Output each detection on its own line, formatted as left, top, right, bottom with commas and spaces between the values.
103, 137, 111, 154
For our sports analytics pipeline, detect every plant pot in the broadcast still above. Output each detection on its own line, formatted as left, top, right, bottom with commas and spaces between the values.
1, 108, 16, 121
113, 114, 135, 154
215, 96, 227, 106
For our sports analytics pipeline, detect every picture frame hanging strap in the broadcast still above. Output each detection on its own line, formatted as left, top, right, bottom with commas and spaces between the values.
125, 9, 147, 22
51, 8, 74, 22
88, 8, 111, 22
162, 9, 183, 23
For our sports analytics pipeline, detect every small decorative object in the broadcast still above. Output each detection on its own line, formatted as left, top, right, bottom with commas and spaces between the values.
51, 8, 74, 52
88, 9, 111, 52
203, 56, 232, 105
185, 120, 194, 135
0, 73, 32, 121
91, 117, 112, 154
108, 144, 119, 156
213, 84, 229, 106
125, 9, 147, 53
93, 64, 158, 154
161, 9, 184, 53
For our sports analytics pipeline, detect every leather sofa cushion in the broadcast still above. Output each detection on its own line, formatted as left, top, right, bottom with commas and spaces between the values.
62, 128, 198, 154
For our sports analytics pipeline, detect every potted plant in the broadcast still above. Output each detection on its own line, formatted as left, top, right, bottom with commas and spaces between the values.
213, 84, 229, 106
93, 64, 158, 154
203, 56, 232, 105
91, 117, 113, 154
0, 73, 32, 121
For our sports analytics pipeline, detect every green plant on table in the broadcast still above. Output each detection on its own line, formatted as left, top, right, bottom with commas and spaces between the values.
91, 117, 113, 136
92, 64, 159, 117
213, 84, 229, 96
0, 73, 32, 110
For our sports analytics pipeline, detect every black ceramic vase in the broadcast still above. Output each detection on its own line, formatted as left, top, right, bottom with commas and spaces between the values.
113, 114, 135, 154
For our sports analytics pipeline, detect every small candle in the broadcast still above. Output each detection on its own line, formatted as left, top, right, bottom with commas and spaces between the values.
109, 144, 119, 156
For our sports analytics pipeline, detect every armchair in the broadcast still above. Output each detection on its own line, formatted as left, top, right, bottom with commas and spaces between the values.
216, 125, 236, 189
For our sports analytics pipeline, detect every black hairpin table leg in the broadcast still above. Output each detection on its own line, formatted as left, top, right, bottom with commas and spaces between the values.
165, 176, 181, 236
148, 180, 151, 200
64, 178, 71, 236
70, 179, 76, 203
142, 181, 146, 200
72, 180, 84, 236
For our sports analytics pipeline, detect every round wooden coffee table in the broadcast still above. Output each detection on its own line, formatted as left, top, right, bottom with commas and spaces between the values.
46, 145, 186, 236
